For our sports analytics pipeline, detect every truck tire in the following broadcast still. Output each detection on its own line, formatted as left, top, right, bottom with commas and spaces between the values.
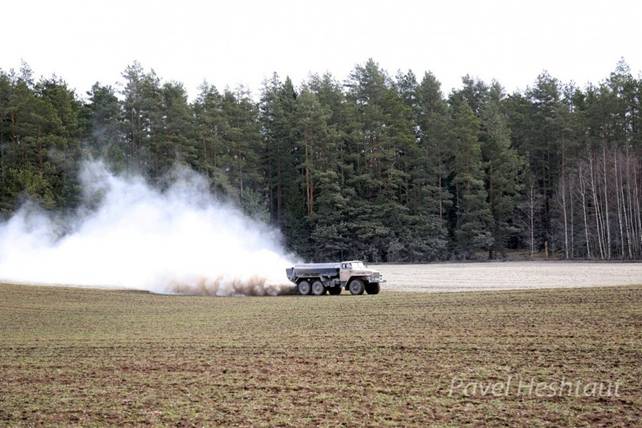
365, 282, 380, 295
328, 285, 342, 295
348, 279, 365, 295
311, 280, 326, 295
297, 280, 311, 295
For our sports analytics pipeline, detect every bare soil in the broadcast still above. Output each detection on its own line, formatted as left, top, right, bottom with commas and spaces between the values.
1, 282, 641, 426
372, 261, 642, 292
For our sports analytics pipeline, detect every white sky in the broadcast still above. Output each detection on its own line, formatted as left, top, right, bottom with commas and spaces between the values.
2, 0, 641, 99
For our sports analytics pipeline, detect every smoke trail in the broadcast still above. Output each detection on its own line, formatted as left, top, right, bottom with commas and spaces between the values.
0, 161, 296, 296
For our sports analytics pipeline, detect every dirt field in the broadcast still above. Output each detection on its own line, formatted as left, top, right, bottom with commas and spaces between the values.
1, 282, 641, 426
372, 261, 642, 292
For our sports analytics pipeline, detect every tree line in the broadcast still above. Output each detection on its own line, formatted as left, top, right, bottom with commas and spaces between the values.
1, 59, 641, 261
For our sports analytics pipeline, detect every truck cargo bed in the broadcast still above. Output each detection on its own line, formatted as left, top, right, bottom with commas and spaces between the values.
286, 263, 340, 281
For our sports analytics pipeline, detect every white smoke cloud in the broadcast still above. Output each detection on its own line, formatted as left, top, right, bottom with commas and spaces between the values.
0, 160, 297, 296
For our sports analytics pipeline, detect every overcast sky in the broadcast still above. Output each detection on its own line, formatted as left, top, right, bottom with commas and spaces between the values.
2, 0, 641, 99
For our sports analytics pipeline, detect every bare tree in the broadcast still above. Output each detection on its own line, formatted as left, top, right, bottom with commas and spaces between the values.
615, 150, 625, 258
559, 173, 569, 259
602, 144, 611, 259
589, 154, 605, 259
578, 164, 591, 258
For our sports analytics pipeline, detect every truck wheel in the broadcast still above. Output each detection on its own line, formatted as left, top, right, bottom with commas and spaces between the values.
365, 283, 380, 295
311, 280, 326, 296
348, 279, 365, 295
328, 286, 342, 295
297, 280, 311, 295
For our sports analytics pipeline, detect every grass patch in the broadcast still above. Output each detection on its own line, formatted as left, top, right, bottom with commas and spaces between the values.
1, 284, 641, 425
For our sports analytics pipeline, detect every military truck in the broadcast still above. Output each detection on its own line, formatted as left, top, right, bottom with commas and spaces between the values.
285, 260, 384, 296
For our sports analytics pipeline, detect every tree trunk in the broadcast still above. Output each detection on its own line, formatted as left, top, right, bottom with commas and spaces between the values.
621, 149, 633, 259
579, 165, 591, 258
529, 183, 535, 257
589, 154, 605, 259
602, 144, 611, 259
304, 129, 314, 217
624, 146, 635, 257
438, 175, 443, 220
615, 150, 625, 258
11, 112, 17, 144
276, 149, 282, 224
569, 175, 575, 258
634, 159, 642, 254
560, 173, 569, 259
238, 145, 243, 195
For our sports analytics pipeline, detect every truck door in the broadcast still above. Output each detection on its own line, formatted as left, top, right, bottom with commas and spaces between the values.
339, 263, 352, 284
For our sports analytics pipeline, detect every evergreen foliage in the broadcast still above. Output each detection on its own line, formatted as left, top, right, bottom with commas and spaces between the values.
1, 60, 642, 261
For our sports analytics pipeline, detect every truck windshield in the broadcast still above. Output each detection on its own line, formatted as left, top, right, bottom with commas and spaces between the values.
352, 262, 365, 269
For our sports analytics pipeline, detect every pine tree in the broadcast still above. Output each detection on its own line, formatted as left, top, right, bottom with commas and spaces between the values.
480, 83, 524, 258
449, 99, 492, 256
525, 72, 563, 253
260, 75, 307, 253
121, 63, 164, 178
219, 87, 263, 205
410, 71, 452, 259
159, 82, 194, 174
344, 59, 416, 261
192, 83, 234, 195
306, 74, 353, 260
83, 83, 125, 169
